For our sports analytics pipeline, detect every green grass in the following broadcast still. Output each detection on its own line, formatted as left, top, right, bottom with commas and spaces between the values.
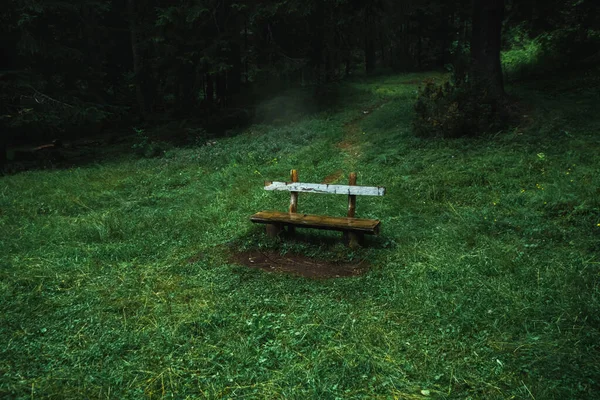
1, 71, 599, 399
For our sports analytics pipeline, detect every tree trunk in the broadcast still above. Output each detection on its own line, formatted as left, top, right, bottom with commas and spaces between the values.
228, 42, 242, 95
416, 21, 422, 69
471, 0, 505, 98
216, 73, 227, 107
379, 31, 386, 64
244, 19, 249, 84
205, 73, 214, 105
0, 138, 6, 172
364, 4, 376, 74
127, 0, 147, 118
439, 7, 450, 67
312, 0, 325, 85
177, 63, 195, 115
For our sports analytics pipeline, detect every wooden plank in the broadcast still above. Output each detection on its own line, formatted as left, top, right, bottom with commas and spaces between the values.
264, 181, 385, 196
250, 211, 380, 234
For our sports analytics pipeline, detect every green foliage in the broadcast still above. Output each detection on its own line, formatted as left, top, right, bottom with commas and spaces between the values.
502, 25, 561, 81
503, 25, 600, 81
3, 97, 115, 142
131, 127, 167, 158
413, 79, 509, 138
185, 126, 209, 147
445, 40, 471, 85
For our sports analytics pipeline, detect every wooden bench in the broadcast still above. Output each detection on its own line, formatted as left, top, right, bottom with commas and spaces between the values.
250, 169, 386, 247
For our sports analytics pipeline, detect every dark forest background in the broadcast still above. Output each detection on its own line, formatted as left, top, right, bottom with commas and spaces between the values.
1, 0, 599, 167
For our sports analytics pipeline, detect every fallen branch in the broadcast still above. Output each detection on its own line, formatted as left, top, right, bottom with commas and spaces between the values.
27, 86, 74, 109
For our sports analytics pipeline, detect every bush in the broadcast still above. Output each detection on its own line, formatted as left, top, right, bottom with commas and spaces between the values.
131, 127, 167, 158
412, 79, 509, 138
502, 25, 600, 81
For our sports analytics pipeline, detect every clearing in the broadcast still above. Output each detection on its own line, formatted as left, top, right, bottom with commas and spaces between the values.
1, 71, 599, 399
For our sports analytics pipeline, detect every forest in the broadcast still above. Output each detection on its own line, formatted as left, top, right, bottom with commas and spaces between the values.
1, 0, 600, 398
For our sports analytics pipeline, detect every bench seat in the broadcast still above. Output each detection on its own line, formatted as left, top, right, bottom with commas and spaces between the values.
250, 210, 380, 234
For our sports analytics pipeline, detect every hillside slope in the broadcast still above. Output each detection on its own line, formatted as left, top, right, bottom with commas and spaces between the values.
1, 72, 599, 399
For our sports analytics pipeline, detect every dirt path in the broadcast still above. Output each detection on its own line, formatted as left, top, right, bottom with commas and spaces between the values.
336, 100, 389, 173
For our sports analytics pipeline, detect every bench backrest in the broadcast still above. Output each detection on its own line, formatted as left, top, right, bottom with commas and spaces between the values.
264, 169, 385, 218
264, 181, 385, 196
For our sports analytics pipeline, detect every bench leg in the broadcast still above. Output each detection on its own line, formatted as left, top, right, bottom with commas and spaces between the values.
266, 223, 284, 238
343, 232, 364, 248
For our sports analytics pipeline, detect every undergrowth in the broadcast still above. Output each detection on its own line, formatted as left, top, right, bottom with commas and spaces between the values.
1, 71, 599, 399
502, 25, 600, 82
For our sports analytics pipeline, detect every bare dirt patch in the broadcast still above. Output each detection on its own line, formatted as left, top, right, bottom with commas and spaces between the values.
336, 100, 390, 161
231, 250, 368, 279
322, 169, 343, 184
337, 121, 362, 158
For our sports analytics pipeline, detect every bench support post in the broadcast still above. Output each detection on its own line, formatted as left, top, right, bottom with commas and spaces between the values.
266, 223, 284, 238
288, 169, 299, 235
344, 172, 362, 248
343, 231, 364, 248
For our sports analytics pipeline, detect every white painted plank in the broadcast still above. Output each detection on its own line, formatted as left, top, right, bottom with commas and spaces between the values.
264, 181, 386, 196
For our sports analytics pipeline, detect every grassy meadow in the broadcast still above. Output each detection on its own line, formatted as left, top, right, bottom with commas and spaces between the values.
1, 71, 599, 399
